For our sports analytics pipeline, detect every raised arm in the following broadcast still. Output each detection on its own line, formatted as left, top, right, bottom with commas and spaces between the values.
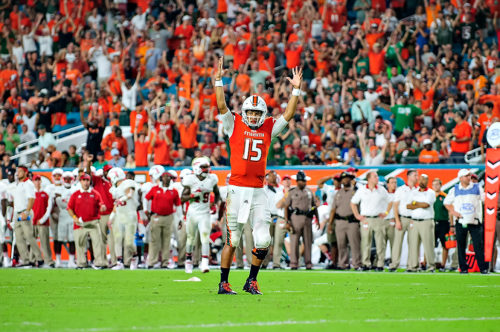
214, 57, 229, 115
282, 67, 303, 122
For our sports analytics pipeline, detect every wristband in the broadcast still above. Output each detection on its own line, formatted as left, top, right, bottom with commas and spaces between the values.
292, 88, 301, 96
412, 201, 416, 206
215, 80, 223, 87
384, 211, 389, 215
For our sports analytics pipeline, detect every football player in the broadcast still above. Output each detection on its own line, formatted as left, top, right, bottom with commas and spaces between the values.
46, 168, 64, 265
54, 172, 77, 268
108, 168, 139, 270
214, 57, 302, 295
181, 157, 220, 273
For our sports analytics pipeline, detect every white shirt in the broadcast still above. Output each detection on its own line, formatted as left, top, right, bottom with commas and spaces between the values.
121, 82, 138, 111
363, 152, 384, 166
131, 11, 148, 31
264, 184, 285, 218
13, 179, 36, 214
38, 132, 56, 149
37, 35, 53, 57
394, 184, 418, 218
22, 33, 37, 53
351, 185, 389, 216
385, 191, 396, 219
410, 188, 436, 220
321, 183, 338, 207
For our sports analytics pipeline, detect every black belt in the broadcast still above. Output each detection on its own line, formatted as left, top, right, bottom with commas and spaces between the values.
400, 215, 411, 218
435, 220, 449, 223
271, 214, 280, 218
364, 215, 379, 218
335, 214, 357, 222
413, 218, 431, 221
293, 210, 308, 216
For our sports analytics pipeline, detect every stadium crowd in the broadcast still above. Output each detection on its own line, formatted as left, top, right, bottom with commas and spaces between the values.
2, 0, 500, 169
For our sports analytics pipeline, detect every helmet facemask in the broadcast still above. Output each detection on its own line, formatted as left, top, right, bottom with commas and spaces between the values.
63, 176, 73, 188
242, 109, 265, 130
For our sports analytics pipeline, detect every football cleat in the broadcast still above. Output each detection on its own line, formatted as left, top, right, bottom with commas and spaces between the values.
167, 258, 176, 269
185, 260, 193, 274
130, 258, 138, 270
3, 256, 11, 268
199, 258, 209, 273
243, 278, 262, 295
218, 282, 237, 295
111, 262, 124, 270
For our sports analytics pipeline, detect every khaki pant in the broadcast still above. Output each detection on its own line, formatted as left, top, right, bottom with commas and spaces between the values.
74, 219, 106, 267
113, 214, 137, 266
33, 225, 54, 265
235, 222, 254, 268
174, 219, 187, 266
390, 217, 413, 269
408, 219, 436, 270
98, 214, 116, 266
262, 217, 287, 268
14, 215, 42, 264
289, 216, 313, 269
335, 219, 361, 269
147, 214, 173, 267
385, 219, 395, 254
361, 217, 386, 268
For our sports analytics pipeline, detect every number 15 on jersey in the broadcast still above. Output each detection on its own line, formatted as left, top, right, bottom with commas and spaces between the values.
242, 138, 263, 162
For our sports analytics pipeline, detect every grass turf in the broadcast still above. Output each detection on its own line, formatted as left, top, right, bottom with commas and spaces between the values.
0, 269, 499, 331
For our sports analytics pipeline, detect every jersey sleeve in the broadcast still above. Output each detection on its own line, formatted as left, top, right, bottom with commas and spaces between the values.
220, 111, 235, 137
181, 175, 193, 188
271, 115, 288, 138
210, 174, 219, 187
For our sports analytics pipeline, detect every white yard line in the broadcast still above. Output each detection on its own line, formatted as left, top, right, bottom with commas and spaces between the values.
57, 316, 500, 331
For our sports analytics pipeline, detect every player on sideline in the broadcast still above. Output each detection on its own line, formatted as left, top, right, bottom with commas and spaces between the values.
215, 57, 302, 295
181, 157, 220, 273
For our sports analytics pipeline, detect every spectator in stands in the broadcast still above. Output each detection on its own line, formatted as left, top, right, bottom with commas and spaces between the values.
20, 124, 36, 145
101, 126, 128, 160
3, 123, 20, 155
108, 149, 126, 168
176, 100, 200, 158
419, 139, 440, 164
174, 147, 192, 167
93, 151, 108, 170
280, 145, 301, 166
450, 111, 472, 163
210, 145, 228, 166
37, 124, 56, 151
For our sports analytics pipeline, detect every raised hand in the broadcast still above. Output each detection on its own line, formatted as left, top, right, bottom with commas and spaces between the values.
214, 57, 226, 81
286, 67, 303, 89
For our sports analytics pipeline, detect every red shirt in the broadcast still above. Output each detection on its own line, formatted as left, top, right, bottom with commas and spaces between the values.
145, 185, 180, 216
228, 113, 275, 188
153, 137, 173, 166
33, 191, 50, 226
91, 175, 114, 215
67, 189, 105, 226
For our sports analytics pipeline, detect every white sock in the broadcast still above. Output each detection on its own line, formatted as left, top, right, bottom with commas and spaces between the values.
69, 255, 75, 263
56, 254, 61, 262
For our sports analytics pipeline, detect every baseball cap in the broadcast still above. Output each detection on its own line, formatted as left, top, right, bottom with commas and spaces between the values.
292, 170, 311, 182
457, 169, 471, 178
103, 164, 113, 172
182, 15, 191, 21
32, 175, 41, 181
282, 175, 291, 180
423, 138, 432, 146
81, 173, 91, 180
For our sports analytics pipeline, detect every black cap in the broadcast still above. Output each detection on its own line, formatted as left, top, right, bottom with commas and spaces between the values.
340, 172, 355, 179
296, 170, 308, 181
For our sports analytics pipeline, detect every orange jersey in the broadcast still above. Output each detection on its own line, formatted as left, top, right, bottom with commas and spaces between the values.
228, 113, 276, 188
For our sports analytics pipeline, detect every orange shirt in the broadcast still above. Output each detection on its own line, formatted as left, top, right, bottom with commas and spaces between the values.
235, 73, 251, 93
478, 94, 500, 118
368, 50, 386, 75
135, 139, 150, 167
217, 0, 227, 13
451, 121, 472, 154
418, 150, 439, 163
233, 43, 252, 70
478, 112, 493, 142
130, 109, 148, 134
285, 46, 303, 69
178, 73, 192, 100
153, 137, 172, 166
426, 4, 442, 27
175, 48, 190, 64
457, 79, 473, 94
178, 123, 198, 149
366, 32, 385, 49
66, 69, 82, 86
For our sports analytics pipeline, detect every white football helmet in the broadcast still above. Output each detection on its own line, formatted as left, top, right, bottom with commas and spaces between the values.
192, 157, 211, 178
179, 168, 192, 180
241, 95, 267, 129
62, 171, 74, 188
168, 170, 178, 179
52, 168, 64, 184
108, 167, 126, 186
149, 165, 165, 181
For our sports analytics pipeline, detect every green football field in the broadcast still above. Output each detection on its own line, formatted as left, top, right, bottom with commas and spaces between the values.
0, 269, 499, 332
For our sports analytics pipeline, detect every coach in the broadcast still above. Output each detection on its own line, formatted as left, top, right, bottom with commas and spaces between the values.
67, 174, 107, 269
145, 171, 181, 269
12, 166, 43, 267
350, 171, 389, 271
444, 169, 489, 274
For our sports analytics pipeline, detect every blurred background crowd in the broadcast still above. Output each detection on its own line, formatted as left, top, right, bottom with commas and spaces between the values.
1, 0, 500, 172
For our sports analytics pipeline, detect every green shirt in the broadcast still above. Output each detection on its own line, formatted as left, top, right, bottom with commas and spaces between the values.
93, 160, 108, 170
279, 154, 301, 166
356, 56, 369, 74
3, 133, 20, 154
434, 192, 449, 222
391, 104, 422, 132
